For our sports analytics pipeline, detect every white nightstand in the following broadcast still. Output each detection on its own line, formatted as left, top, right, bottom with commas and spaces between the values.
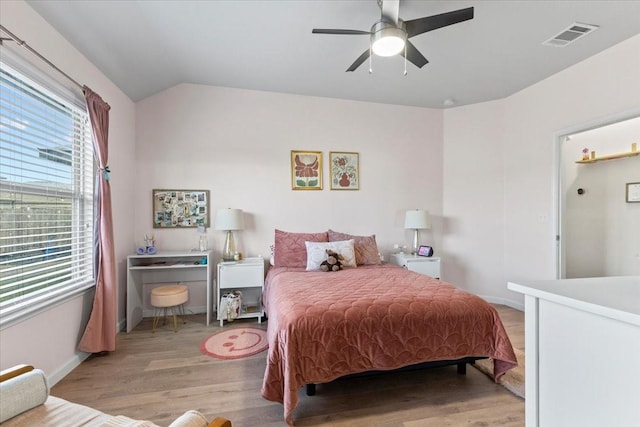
217, 257, 264, 327
389, 253, 441, 279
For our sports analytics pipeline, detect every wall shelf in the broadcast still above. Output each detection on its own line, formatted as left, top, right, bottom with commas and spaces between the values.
576, 143, 638, 163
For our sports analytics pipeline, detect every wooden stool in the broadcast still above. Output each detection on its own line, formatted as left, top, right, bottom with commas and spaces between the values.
151, 284, 188, 332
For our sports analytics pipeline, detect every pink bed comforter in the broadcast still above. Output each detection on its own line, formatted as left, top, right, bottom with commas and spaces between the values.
261, 264, 517, 425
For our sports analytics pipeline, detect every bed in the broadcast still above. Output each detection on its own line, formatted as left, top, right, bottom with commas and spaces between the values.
260, 230, 517, 425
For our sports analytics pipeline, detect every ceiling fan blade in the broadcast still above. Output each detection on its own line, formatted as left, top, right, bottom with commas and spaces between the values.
312, 29, 371, 35
346, 49, 371, 72
400, 41, 429, 68
404, 7, 474, 38
381, 0, 400, 25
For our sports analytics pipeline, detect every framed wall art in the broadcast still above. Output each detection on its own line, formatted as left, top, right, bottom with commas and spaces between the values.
291, 150, 322, 190
330, 151, 359, 190
626, 182, 640, 203
152, 189, 210, 228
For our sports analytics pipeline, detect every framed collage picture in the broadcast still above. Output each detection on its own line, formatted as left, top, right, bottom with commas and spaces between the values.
291, 150, 323, 190
330, 151, 359, 190
152, 189, 209, 228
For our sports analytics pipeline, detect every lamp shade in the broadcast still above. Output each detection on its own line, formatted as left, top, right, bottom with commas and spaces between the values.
404, 209, 431, 230
214, 208, 244, 231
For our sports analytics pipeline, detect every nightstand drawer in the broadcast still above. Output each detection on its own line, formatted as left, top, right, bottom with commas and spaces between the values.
406, 259, 440, 278
389, 253, 441, 279
218, 264, 263, 288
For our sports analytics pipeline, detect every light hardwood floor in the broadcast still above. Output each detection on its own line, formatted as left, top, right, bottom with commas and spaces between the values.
52, 305, 524, 426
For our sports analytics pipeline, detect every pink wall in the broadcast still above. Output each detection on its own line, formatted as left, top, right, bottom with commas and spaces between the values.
441, 100, 506, 300
443, 34, 640, 307
135, 84, 444, 262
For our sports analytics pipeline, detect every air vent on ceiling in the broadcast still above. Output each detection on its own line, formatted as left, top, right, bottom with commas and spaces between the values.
543, 22, 599, 47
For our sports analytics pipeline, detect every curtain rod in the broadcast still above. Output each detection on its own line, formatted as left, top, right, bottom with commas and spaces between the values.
0, 24, 84, 91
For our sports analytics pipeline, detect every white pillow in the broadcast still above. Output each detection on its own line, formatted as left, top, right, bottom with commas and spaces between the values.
168, 410, 209, 427
305, 239, 356, 271
0, 368, 49, 423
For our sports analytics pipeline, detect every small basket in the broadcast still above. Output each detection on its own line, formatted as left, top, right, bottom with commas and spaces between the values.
218, 290, 242, 322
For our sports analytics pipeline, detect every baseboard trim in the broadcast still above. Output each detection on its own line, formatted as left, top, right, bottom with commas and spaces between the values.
481, 295, 524, 311
47, 351, 90, 387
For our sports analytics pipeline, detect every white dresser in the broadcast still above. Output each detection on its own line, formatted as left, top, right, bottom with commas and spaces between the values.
389, 253, 441, 279
508, 276, 640, 427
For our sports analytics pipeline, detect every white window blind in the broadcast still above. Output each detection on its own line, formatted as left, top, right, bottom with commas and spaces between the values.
0, 55, 95, 326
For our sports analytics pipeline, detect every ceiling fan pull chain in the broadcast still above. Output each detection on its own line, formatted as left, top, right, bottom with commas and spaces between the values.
404, 43, 407, 76
369, 45, 373, 74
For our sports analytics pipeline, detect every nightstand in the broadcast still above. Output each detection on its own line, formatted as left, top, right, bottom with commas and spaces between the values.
389, 253, 441, 279
217, 257, 264, 327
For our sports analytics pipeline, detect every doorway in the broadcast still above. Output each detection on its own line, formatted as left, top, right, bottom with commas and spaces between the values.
556, 114, 640, 278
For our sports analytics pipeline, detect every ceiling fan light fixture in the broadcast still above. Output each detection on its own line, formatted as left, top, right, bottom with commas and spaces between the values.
370, 21, 406, 57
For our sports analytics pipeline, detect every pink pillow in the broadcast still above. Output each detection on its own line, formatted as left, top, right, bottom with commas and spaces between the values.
274, 229, 328, 268
327, 229, 381, 265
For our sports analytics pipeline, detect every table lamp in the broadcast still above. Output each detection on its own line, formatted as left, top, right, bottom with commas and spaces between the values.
214, 208, 244, 261
404, 209, 431, 254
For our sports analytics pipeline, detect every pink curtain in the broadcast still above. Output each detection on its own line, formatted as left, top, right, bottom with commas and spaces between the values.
78, 86, 116, 353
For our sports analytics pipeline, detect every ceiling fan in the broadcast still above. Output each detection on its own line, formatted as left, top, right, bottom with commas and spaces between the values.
312, 0, 474, 72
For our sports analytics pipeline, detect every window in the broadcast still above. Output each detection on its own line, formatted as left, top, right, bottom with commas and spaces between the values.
0, 54, 94, 326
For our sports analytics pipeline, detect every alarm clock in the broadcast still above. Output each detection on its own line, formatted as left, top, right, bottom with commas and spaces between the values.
417, 245, 434, 257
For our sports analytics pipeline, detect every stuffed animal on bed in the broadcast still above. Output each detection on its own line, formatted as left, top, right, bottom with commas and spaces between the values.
320, 249, 344, 272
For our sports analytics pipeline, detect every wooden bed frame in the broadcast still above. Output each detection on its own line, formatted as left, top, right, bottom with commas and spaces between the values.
305, 356, 487, 396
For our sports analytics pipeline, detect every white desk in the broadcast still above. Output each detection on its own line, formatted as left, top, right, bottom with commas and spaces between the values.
508, 276, 640, 427
126, 250, 213, 333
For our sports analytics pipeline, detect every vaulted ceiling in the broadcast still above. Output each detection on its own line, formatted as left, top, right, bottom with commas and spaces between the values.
24, 0, 640, 108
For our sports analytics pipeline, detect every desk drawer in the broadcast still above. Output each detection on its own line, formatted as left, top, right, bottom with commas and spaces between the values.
219, 264, 263, 288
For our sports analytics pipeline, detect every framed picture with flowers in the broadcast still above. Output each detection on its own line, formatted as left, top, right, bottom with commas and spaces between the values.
291, 150, 322, 190
330, 151, 359, 190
